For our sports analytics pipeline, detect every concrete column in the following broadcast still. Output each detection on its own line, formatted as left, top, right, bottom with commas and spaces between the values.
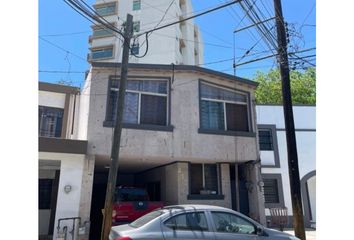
245, 162, 266, 225
53, 156, 85, 240
78, 155, 95, 240
220, 163, 232, 209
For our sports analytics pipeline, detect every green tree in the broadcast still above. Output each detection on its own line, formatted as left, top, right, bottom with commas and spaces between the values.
254, 68, 316, 104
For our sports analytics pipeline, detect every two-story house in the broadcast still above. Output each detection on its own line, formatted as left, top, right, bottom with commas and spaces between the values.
38, 82, 94, 240
80, 62, 267, 238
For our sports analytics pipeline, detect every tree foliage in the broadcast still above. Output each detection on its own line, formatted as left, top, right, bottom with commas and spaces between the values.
254, 68, 316, 104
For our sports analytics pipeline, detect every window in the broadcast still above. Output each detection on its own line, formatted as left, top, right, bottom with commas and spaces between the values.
200, 82, 249, 132
190, 164, 219, 195
259, 129, 273, 150
106, 78, 168, 126
263, 179, 279, 204
131, 43, 139, 55
133, 21, 140, 32
262, 174, 284, 208
39, 179, 53, 209
39, 106, 64, 138
91, 46, 113, 60
133, 0, 141, 10
95, 2, 116, 16
164, 212, 208, 231
92, 25, 114, 38
211, 212, 256, 234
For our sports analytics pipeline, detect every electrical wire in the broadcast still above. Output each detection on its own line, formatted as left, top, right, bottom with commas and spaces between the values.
136, 0, 242, 37
39, 36, 87, 62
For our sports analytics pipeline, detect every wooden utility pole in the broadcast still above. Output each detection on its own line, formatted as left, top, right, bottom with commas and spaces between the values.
100, 14, 133, 240
273, 0, 306, 239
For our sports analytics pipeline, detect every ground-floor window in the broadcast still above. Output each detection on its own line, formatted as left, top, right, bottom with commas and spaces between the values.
190, 163, 220, 195
262, 174, 285, 208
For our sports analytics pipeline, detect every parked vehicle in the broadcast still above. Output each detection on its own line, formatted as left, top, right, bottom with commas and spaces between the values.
109, 204, 300, 240
112, 186, 164, 225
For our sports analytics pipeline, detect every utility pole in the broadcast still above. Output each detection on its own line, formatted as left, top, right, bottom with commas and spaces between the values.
273, 0, 306, 239
100, 14, 133, 240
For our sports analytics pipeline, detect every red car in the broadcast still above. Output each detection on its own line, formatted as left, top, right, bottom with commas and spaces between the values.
112, 186, 164, 225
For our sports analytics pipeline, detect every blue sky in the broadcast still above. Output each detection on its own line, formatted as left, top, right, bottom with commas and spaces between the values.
39, 0, 316, 88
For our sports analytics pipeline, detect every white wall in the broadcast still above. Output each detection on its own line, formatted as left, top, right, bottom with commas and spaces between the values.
91, 0, 202, 65
77, 70, 92, 140
39, 153, 86, 240
257, 105, 316, 218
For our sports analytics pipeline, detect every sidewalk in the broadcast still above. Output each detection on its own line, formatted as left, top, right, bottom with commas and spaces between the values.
284, 229, 316, 240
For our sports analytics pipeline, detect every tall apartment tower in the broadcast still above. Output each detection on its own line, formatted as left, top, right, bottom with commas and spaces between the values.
88, 0, 204, 65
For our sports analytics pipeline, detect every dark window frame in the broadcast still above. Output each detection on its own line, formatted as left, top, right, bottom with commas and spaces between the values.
198, 80, 254, 137
258, 124, 280, 168
262, 174, 285, 208
39, 106, 64, 138
103, 75, 173, 132
188, 163, 224, 200
259, 129, 274, 150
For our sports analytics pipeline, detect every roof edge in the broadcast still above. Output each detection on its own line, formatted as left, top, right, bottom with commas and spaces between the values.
91, 62, 258, 87
39, 81, 80, 94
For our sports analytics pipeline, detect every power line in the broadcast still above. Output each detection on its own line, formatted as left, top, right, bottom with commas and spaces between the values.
39, 36, 87, 62
136, 0, 242, 37
142, 0, 233, 45
40, 31, 90, 37
64, 0, 124, 38
39, 70, 87, 74
134, 0, 176, 58
299, 2, 316, 30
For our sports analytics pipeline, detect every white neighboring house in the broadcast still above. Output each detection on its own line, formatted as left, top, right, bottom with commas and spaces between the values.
89, 0, 203, 65
256, 105, 316, 228
38, 82, 94, 240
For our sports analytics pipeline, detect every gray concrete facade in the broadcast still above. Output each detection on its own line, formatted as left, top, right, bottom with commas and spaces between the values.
85, 63, 265, 223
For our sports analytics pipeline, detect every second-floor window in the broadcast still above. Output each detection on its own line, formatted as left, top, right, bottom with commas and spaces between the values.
200, 82, 250, 132
39, 106, 64, 138
106, 78, 168, 126
259, 129, 274, 150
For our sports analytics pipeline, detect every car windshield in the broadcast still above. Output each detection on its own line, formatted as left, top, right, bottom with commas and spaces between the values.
129, 209, 165, 228
115, 188, 149, 202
